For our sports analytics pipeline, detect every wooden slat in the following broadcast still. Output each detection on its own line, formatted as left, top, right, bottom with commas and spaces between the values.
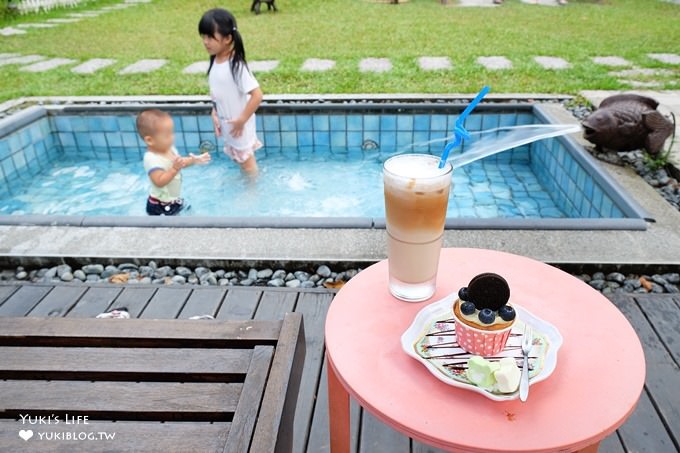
610, 294, 680, 445
0, 285, 19, 307
107, 286, 157, 318
598, 432, 626, 453
305, 359, 362, 453
180, 287, 227, 318
617, 388, 677, 453
635, 294, 680, 364
0, 346, 252, 379
292, 292, 333, 453
0, 286, 313, 451
412, 440, 451, 452
0, 285, 52, 316
0, 380, 242, 421
217, 288, 262, 320
358, 410, 410, 453
26, 285, 87, 317
0, 318, 283, 347
140, 287, 190, 319
254, 291, 298, 321
0, 420, 231, 453
224, 345, 274, 453
251, 313, 306, 453
66, 286, 123, 318
306, 359, 331, 453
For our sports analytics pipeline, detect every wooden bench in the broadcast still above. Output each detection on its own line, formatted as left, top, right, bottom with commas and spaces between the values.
0, 313, 305, 452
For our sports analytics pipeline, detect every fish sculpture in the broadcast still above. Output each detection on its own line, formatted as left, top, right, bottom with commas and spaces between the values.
582, 94, 674, 155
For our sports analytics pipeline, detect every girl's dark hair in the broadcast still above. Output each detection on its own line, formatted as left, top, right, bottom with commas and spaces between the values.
198, 8, 247, 79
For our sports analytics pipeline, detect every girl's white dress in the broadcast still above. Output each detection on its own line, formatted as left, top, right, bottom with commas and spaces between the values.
209, 59, 262, 163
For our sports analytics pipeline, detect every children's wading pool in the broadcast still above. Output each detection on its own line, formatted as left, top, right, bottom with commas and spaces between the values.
0, 101, 648, 230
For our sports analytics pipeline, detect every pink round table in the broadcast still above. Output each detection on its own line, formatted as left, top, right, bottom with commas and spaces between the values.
325, 248, 645, 453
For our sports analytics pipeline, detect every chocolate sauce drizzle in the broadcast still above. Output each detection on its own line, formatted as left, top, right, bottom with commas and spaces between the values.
420, 317, 536, 372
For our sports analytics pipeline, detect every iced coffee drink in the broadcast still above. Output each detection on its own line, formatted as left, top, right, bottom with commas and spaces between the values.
383, 154, 452, 301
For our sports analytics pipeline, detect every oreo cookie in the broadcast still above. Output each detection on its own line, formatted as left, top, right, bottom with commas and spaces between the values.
466, 272, 510, 311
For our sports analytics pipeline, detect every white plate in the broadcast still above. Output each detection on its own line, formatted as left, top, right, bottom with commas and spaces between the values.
401, 293, 563, 401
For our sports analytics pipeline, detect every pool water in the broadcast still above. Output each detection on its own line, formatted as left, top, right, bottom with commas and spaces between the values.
0, 104, 642, 227
0, 151, 563, 218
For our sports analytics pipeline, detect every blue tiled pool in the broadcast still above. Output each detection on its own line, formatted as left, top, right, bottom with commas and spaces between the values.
0, 102, 648, 229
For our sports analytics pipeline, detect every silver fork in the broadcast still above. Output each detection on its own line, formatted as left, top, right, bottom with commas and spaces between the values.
519, 324, 533, 402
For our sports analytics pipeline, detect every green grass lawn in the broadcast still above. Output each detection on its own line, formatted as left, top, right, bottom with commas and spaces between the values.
0, 0, 678, 101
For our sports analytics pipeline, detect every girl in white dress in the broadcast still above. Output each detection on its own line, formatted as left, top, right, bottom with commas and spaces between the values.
199, 9, 263, 175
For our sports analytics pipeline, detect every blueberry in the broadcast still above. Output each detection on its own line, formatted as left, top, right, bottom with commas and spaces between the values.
478, 308, 496, 324
460, 301, 476, 315
458, 287, 469, 301
498, 305, 516, 321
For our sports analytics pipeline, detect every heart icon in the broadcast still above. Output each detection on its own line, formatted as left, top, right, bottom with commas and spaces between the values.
19, 429, 33, 441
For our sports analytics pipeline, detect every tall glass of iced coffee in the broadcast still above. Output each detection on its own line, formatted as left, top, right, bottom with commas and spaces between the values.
383, 154, 452, 302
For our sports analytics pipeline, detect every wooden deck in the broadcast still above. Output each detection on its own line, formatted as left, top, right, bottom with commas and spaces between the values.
0, 283, 678, 453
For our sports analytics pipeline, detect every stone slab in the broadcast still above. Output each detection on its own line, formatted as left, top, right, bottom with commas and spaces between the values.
301, 58, 335, 72
0, 27, 27, 36
592, 56, 632, 67
418, 56, 452, 71
0, 55, 45, 67
20, 58, 77, 73
16, 23, 58, 29
68, 12, 102, 18
520, 0, 561, 5
359, 58, 392, 73
119, 59, 167, 74
648, 53, 680, 65
183, 61, 209, 74
534, 56, 570, 69
455, 0, 500, 7
249, 60, 279, 72
101, 4, 133, 10
71, 59, 116, 74
619, 80, 663, 88
477, 56, 512, 70
46, 18, 80, 24
609, 68, 674, 78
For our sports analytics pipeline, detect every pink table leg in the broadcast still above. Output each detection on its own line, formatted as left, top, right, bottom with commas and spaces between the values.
327, 354, 351, 453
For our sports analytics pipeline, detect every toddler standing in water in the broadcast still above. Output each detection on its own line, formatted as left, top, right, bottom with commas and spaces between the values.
137, 109, 211, 215
199, 8, 263, 176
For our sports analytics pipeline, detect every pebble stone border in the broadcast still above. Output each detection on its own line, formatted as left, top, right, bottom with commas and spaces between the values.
576, 272, 680, 295
1, 263, 361, 290
594, 149, 680, 212
1, 264, 678, 296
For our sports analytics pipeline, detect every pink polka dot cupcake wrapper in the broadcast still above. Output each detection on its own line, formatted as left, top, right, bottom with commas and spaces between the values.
454, 317, 513, 357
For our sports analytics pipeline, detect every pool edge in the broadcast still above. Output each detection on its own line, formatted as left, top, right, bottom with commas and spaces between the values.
0, 215, 649, 230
